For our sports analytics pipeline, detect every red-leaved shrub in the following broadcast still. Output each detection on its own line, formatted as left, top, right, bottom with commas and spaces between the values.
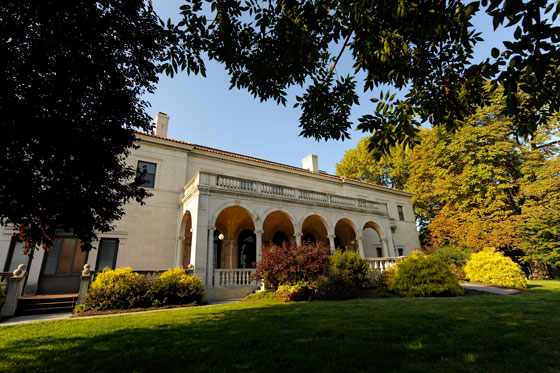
257, 240, 331, 289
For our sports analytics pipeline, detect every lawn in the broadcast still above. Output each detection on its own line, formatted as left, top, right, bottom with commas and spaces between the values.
1, 281, 559, 372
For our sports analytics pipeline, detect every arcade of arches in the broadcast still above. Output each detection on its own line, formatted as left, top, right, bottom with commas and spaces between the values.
180, 206, 388, 269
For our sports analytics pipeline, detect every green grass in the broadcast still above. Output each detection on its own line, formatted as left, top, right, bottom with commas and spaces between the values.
1, 281, 560, 372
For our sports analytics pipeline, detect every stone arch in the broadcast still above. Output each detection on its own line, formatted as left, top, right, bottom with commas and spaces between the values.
362, 221, 386, 258
262, 210, 296, 247
210, 201, 258, 228
178, 211, 193, 267
301, 214, 329, 246
334, 218, 358, 251
214, 206, 256, 268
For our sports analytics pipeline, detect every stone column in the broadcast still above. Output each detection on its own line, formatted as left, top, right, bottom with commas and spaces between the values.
77, 264, 92, 305
328, 234, 336, 253
176, 236, 185, 268
1, 264, 26, 317
207, 227, 215, 287
294, 232, 302, 247
255, 230, 263, 261
357, 236, 365, 258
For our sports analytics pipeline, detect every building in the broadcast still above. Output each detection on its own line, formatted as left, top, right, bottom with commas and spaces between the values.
1, 113, 420, 300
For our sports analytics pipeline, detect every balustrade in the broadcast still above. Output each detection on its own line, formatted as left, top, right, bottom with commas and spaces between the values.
366, 257, 405, 272
214, 269, 257, 287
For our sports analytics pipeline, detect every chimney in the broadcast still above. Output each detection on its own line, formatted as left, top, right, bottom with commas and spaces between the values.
154, 112, 169, 138
302, 154, 319, 172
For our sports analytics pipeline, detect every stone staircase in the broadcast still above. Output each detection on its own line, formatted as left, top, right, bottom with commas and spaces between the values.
17, 294, 77, 316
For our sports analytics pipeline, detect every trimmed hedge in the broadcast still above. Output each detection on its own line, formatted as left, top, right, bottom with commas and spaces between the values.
465, 247, 528, 288
389, 252, 464, 297
83, 267, 204, 311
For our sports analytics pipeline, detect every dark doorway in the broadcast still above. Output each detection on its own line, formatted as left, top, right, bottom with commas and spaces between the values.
272, 231, 289, 247
238, 230, 256, 268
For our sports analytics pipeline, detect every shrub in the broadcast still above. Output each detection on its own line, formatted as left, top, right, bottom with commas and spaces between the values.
379, 267, 395, 287
376, 286, 391, 298
389, 252, 464, 297
85, 267, 150, 310
465, 247, 528, 288
275, 281, 316, 302
432, 245, 471, 267
149, 268, 204, 306
73, 304, 88, 314
257, 241, 331, 289
315, 274, 357, 300
330, 250, 371, 287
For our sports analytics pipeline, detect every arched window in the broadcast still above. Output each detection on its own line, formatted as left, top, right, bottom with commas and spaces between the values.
272, 231, 289, 247
238, 230, 256, 268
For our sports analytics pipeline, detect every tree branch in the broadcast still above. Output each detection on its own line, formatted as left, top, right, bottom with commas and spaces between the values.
329, 33, 352, 74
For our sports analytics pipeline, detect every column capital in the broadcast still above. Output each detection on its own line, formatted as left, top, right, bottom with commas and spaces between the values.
208, 226, 216, 232
254, 230, 263, 235
294, 232, 302, 237
177, 236, 186, 241
356, 236, 363, 241
327, 234, 335, 239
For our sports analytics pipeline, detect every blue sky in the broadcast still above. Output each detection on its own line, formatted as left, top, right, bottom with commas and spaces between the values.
145, 1, 512, 175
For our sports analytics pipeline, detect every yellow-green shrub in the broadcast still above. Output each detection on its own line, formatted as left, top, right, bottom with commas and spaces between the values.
149, 268, 204, 306
389, 252, 464, 297
465, 247, 528, 288
329, 250, 371, 287
85, 267, 150, 310
275, 281, 315, 302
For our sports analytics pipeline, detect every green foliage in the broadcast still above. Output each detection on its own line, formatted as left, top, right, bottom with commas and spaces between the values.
432, 246, 471, 268
465, 247, 528, 288
244, 291, 277, 302
1, 1, 162, 251
85, 267, 151, 310
275, 281, 316, 302
315, 274, 357, 301
519, 157, 560, 268
335, 137, 409, 189
379, 267, 396, 288
73, 304, 88, 314
149, 268, 204, 306
390, 252, 464, 297
164, 1, 560, 156
376, 286, 391, 298
329, 250, 371, 288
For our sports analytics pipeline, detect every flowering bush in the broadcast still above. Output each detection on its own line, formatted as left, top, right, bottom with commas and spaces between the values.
257, 240, 331, 289
275, 281, 316, 302
149, 268, 204, 306
85, 267, 150, 310
389, 252, 464, 297
465, 247, 528, 288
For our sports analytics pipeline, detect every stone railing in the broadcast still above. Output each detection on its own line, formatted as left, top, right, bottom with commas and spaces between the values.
1, 264, 27, 317
213, 269, 257, 288
366, 257, 406, 272
189, 172, 388, 214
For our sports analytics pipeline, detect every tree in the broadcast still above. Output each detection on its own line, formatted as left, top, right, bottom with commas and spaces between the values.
0, 1, 162, 252
519, 157, 560, 270
335, 137, 409, 190
162, 0, 560, 155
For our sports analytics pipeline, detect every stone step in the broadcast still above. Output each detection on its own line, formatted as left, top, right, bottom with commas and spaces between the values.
17, 295, 77, 316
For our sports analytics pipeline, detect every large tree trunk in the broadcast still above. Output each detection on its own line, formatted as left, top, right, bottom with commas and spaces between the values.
529, 261, 551, 280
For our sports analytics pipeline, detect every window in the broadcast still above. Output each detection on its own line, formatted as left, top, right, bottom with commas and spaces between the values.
136, 161, 156, 188
4, 239, 29, 272
397, 205, 405, 221
42, 238, 88, 275
398, 248, 404, 256
376, 247, 383, 257
96, 239, 119, 270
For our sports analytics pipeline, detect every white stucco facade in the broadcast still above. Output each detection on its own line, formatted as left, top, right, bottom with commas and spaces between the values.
1, 120, 420, 299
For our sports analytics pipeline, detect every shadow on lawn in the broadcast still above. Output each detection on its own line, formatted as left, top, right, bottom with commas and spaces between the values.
2, 294, 560, 372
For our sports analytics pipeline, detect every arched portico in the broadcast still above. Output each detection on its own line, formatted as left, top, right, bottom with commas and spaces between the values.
334, 218, 358, 251
301, 214, 329, 246
214, 206, 256, 269
262, 210, 296, 247
362, 221, 387, 258
177, 211, 193, 267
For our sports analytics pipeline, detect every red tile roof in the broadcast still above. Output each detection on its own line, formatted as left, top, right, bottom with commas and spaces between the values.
135, 131, 413, 196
